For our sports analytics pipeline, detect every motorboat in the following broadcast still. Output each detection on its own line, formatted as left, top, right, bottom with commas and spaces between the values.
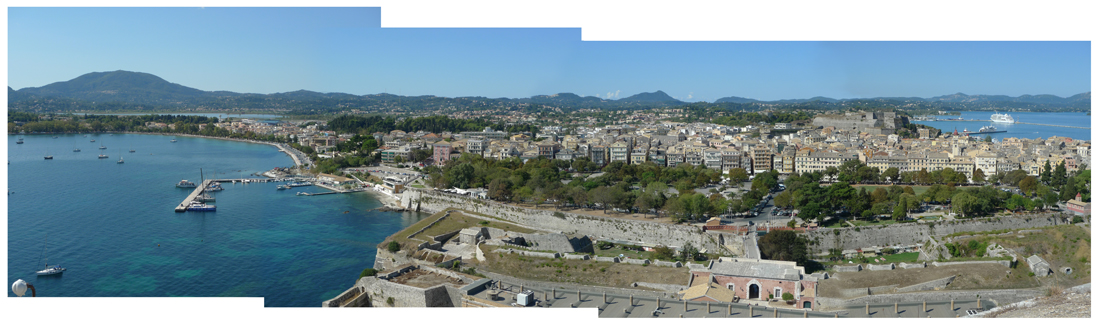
187, 201, 216, 212
98, 154, 109, 159
177, 180, 198, 188
277, 185, 290, 190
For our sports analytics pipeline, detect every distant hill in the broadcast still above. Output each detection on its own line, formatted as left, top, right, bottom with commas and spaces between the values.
7, 70, 1090, 114
17, 70, 208, 105
617, 90, 681, 104
714, 96, 760, 104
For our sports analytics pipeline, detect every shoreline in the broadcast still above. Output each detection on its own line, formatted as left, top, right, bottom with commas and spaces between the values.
41, 131, 314, 168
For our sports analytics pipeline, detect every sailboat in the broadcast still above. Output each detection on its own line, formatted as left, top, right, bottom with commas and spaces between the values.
117, 151, 124, 164
44, 148, 53, 160
188, 169, 216, 211
99, 142, 106, 150
73, 142, 81, 152
36, 234, 66, 276
129, 143, 136, 153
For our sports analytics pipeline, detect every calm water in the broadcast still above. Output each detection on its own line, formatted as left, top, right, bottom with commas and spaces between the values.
914, 111, 1091, 141
7, 133, 425, 306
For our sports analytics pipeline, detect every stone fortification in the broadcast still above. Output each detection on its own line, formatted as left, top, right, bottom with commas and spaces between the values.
834, 264, 863, 272
804, 214, 1068, 254
810, 111, 906, 134
493, 248, 559, 259
401, 190, 721, 253
895, 276, 955, 293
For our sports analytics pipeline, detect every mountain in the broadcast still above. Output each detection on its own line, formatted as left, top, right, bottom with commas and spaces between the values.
714, 96, 760, 104
17, 70, 210, 105
7, 70, 1090, 114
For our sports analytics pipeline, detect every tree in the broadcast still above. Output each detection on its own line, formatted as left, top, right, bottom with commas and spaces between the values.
787, 219, 796, 228
758, 230, 809, 266
359, 268, 378, 279
983, 135, 993, 143
1018, 176, 1038, 197
679, 242, 700, 262
774, 190, 793, 208
883, 167, 900, 183
1041, 160, 1052, 185
728, 167, 750, 183
387, 241, 401, 253
1061, 176, 1078, 201
488, 178, 513, 201
972, 168, 986, 184
1053, 161, 1067, 189
634, 193, 655, 217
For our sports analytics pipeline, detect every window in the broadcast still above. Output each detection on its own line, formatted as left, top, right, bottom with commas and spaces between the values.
727, 283, 735, 291
774, 287, 782, 299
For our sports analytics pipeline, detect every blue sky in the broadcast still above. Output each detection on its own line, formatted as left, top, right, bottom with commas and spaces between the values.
7, 7, 1091, 102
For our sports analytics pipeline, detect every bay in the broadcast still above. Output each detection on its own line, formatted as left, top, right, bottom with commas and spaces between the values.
7, 133, 426, 306
914, 111, 1091, 141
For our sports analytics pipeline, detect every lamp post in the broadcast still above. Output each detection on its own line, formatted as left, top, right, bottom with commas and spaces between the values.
12, 279, 35, 297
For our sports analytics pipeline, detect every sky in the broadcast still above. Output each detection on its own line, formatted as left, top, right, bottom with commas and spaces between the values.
5, 7, 1093, 102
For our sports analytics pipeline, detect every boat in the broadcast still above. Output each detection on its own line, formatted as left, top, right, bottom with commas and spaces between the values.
978, 125, 1005, 133
73, 142, 81, 152
36, 235, 66, 276
277, 185, 290, 190
129, 144, 136, 153
177, 180, 198, 188
205, 182, 224, 192
990, 112, 1015, 124
187, 200, 217, 212
99, 143, 106, 149
45, 148, 53, 160
189, 169, 216, 211
170, 138, 177, 143
53, 136, 58, 139
117, 151, 124, 164
16, 138, 24, 144
98, 154, 109, 159
287, 181, 312, 187
90, 139, 95, 142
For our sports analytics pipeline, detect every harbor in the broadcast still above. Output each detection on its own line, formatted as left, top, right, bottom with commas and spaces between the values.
174, 178, 278, 212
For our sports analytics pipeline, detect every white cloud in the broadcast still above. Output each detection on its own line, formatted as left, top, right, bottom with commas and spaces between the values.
604, 90, 621, 99
687, 92, 694, 99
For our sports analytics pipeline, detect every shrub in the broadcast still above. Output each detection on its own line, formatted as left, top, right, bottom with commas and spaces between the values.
386, 297, 395, 306
769, 293, 774, 300
782, 292, 794, 301
553, 212, 567, 219
387, 241, 401, 253
359, 268, 378, 279
596, 241, 614, 250
478, 220, 489, 225
1028, 272, 1035, 277
1071, 216, 1083, 224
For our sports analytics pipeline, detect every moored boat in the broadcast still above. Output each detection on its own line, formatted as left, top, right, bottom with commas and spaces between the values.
177, 180, 198, 188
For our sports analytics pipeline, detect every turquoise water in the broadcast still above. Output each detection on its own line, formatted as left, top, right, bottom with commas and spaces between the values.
914, 111, 1091, 141
7, 133, 425, 306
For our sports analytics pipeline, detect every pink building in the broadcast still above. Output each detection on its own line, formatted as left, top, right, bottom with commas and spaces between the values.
432, 142, 452, 166
687, 257, 818, 310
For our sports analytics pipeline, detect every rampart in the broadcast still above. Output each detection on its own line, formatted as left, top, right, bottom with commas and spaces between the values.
401, 190, 721, 253
804, 214, 1068, 254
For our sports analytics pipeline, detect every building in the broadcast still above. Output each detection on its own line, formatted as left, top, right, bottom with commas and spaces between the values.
1067, 193, 1090, 216
460, 127, 508, 141
432, 142, 453, 166
609, 141, 630, 163
687, 257, 817, 310
466, 139, 487, 156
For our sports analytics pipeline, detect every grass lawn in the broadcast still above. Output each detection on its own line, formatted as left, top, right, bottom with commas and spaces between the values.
382, 208, 535, 251
594, 246, 654, 260
411, 184, 426, 188
881, 252, 920, 263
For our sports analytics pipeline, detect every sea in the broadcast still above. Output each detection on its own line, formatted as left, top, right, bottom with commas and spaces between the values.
913, 111, 1091, 142
6, 133, 426, 306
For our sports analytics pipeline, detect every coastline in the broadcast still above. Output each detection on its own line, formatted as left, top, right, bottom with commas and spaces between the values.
80, 131, 312, 168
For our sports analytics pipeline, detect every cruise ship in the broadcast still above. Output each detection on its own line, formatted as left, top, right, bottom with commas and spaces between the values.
990, 112, 1014, 123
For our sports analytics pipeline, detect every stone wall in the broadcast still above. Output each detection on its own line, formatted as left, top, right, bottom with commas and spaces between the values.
804, 215, 1067, 254
357, 277, 455, 307
493, 248, 559, 259
654, 260, 683, 268
895, 276, 955, 293
594, 256, 621, 263
633, 282, 689, 292
622, 258, 650, 265
867, 263, 895, 271
898, 262, 926, 269
932, 260, 1011, 268
867, 285, 899, 295
834, 264, 863, 272
563, 253, 591, 260
403, 190, 721, 253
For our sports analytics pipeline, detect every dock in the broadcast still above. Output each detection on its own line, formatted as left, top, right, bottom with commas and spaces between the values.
175, 180, 212, 212
1014, 122, 1089, 129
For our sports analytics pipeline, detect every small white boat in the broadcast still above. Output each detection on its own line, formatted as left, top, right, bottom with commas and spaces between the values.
98, 154, 109, 159
177, 180, 198, 188
36, 235, 66, 276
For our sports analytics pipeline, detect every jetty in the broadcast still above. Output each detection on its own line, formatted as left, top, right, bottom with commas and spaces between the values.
175, 180, 213, 212
1014, 122, 1089, 129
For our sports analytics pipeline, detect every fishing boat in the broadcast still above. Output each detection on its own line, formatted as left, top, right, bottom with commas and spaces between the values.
177, 180, 198, 188
36, 235, 66, 276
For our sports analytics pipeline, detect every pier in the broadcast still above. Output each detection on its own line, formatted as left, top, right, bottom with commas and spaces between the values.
1015, 122, 1089, 129
175, 180, 213, 212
